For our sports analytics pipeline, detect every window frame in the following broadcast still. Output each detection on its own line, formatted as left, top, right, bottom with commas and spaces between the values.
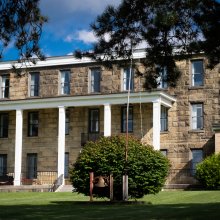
191, 103, 204, 130
60, 69, 70, 95
0, 113, 9, 138
64, 152, 69, 178
0, 75, 10, 99
26, 153, 38, 179
191, 149, 203, 176
121, 67, 134, 92
121, 106, 133, 133
0, 154, 7, 176
88, 109, 100, 133
28, 112, 39, 137
29, 72, 40, 97
191, 60, 204, 87
157, 66, 168, 89
65, 108, 70, 135
89, 68, 101, 93
160, 106, 168, 132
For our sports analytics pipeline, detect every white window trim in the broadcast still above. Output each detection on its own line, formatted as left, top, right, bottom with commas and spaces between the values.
29, 72, 40, 97
88, 68, 101, 94
0, 75, 10, 99
121, 67, 134, 92
191, 59, 204, 87
191, 103, 204, 130
157, 67, 168, 89
59, 70, 70, 95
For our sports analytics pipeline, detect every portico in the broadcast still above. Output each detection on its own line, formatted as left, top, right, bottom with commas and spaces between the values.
0, 91, 175, 186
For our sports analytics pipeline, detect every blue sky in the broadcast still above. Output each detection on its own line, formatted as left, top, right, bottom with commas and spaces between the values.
3, 0, 120, 61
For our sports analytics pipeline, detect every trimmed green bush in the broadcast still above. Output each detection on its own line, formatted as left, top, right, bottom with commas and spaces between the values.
196, 153, 220, 189
70, 135, 170, 200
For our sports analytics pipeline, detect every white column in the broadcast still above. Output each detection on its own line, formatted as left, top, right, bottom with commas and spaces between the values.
153, 100, 161, 150
58, 106, 65, 184
14, 109, 23, 186
104, 104, 111, 137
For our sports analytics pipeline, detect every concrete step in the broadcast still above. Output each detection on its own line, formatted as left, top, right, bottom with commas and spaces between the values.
57, 185, 73, 192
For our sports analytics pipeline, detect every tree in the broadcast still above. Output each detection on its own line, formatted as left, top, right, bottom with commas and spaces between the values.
77, 0, 220, 88
70, 136, 170, 200
196, 153, 220, 189
0, 0, 47, 61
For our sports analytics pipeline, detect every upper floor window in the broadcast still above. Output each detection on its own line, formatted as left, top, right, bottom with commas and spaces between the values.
161, 106, 168, 132
157, 67, 167, 89
89, 68, 101, 93
60, 70, 70, 95
191, 103, 203, 130
89, 109, 99, 133
122, 68, 134, 91
28, 112, 39, 137
0, 113, 9, 138
0, 154, 7, 176
30, 72, 39, 97
0, 75, 10, 99
191, 60, 204, 86
121, 106, 133, 133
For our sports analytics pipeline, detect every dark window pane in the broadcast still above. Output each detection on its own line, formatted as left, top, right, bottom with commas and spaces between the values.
0, 113, 9, 138
89, 109, 99, 133
28, 112, 39, 136
121, 106, 133, 133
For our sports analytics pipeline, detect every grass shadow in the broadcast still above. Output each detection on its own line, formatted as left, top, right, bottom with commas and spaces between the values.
0, 201, 220, 220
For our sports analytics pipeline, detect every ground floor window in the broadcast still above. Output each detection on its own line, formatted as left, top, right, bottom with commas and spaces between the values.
191, 149, 203, 175
161, 106, 168, 131
65, 152, 69, 178
28, 112, 39, 137
121, 106, 133, 133
0, 154, 7, 176
89, 109, 99, 133
0, 113, 9, 138
27, 153, 37, 179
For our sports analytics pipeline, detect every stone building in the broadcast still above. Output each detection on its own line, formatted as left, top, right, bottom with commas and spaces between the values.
0, 49, 219, 187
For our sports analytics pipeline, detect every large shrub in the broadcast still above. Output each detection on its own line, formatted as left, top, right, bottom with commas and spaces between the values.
70, 135, 170, 200
196, 153, 220, 189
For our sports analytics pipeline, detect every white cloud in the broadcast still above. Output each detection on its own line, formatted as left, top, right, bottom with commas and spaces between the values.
64, 30, 97, 44
76, 30, 97, 44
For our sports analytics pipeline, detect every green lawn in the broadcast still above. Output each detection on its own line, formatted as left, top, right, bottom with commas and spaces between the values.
0, 191, 220, 219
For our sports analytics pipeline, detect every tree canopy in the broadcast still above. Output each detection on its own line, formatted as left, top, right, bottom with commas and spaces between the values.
0, 0, 47, 61
78, 0, 220, 88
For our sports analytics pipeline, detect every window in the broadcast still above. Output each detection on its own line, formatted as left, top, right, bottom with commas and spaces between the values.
160, 149, 168, 157
65, 109, 70, 135
157, 67, 167, 89
27, 153, 37, 179
30, 72, 40, 96
161, 106, 168, 131
191, 149, 203, 175
191, 104, 203, 130
121, 106, 133, 133
0, 75, 10, 98
0, 113, 9, 138
89, 68, 101, 93
28, 112, 39, 137
60, 70, 70, 95
0, 154, 7, 176
65, 152, 69, 178
191, 60, 204, 86
89, 109, 99, 133
122, 68, 134, 91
